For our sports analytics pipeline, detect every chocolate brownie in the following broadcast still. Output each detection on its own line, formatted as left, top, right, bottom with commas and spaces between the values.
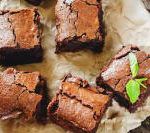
26, 0, 42, 6
0, 68, 48, 122
48, 74, 111, 133
0, 8, 42, 66
55, 0, 104, 53
96, 45, 150, 112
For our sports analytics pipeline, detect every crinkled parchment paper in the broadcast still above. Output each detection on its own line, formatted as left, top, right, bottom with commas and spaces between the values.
0, 0, 149, 133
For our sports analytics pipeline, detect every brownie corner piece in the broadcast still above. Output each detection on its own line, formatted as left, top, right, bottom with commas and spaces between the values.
96, 45, 150, 112
55, 0, 104, 53
0, 68, 48, 122
0, 8, 42, 66
48, 74, 111, 133
26, 0, 42, 6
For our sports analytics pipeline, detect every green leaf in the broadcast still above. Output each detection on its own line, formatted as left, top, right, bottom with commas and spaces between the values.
135, 78, 147, 89
126, 79, 140, 104
129, 53, 139, 78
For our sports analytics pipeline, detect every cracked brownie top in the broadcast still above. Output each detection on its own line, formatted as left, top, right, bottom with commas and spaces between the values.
0, 8, 40, 49
55, 0, 102, 43
0, 68, 44, 121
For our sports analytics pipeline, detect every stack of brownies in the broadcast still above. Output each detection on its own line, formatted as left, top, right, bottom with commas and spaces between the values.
0, 0, 149, 133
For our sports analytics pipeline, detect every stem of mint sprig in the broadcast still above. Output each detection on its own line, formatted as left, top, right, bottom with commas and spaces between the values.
126, 53, 147, 104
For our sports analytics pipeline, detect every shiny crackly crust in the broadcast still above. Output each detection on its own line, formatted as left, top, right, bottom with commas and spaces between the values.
96, 45, 150, 112
0, 8, 43, 65
55, 0, 104, 53
0, 68, 47, 121
48, 74, 111, 133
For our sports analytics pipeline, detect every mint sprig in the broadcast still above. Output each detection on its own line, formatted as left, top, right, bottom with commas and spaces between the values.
126, 53, 147, 104
129, 53, 139, 78
126, 80, 140, 104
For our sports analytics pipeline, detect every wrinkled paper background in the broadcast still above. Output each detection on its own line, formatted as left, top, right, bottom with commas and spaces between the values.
0, 0, 150, 133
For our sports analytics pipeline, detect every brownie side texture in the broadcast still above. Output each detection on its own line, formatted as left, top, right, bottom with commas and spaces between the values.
0, 8, 43, 66
26, 0, 42, 6
55, 0, 104, 53
96, 45, 150, 112
48, 74, 111, 133
0, 68, 48, 122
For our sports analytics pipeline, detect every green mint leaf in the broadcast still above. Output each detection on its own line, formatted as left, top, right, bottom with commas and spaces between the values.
135, 78, 147, 89
126, 79, 140, 104
129, 53, 139, 78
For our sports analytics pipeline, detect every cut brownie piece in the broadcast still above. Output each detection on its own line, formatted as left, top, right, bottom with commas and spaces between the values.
0, 68, 48, 122
48, 74, 111, 133
96, 45, 150, 112
0, 8, 42, 66
26, 0, 42, 6
55, 0, 104, 53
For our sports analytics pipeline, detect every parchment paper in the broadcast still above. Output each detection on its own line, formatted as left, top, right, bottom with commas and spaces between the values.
0, 0, 149, 133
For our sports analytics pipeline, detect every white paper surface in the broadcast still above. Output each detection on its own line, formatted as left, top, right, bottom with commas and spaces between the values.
0, 0, 149, 133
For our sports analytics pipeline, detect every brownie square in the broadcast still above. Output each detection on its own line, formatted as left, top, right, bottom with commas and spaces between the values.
0, 8, 42, 66
48, 74, 111, 133
96, 45, 150, 112
26, 0, 42, 6
55, 0, 104, 53
0, 68, 48, 122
